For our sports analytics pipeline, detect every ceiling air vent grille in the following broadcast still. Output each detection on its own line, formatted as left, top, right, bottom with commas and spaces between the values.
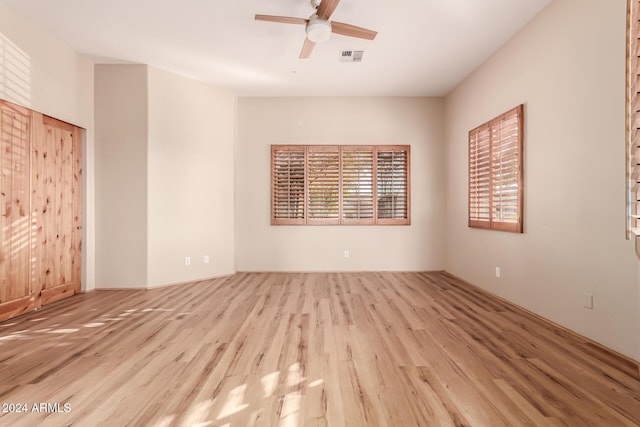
340, 50, 364, 63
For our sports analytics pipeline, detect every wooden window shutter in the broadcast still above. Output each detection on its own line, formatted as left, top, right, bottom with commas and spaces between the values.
271, 145, 410, 225
307, 146, 340, 224
376, 146, 410, 225
342, 146, 375, 224
469, 124, 491, 228
271, 145, 306, 225
628, 0, 640, 237
469, 105, 523, 233
490, 107, 523, 232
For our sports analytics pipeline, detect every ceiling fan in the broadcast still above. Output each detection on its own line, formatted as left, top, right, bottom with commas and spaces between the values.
255, 0, 378, 59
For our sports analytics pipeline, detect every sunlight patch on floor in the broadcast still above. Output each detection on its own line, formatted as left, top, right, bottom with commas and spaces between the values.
0, 334, 25, 342
287, 363, 304, 387
218, 385, 249, 420
83, 322, 105, 328
261, 371, 279, 398
279, 392, 301, 427
152, 414, 175, 427
182, 398, 215, 426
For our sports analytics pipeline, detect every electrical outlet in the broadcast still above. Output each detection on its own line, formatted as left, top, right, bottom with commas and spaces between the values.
185, 257, 191, 266
583, 293, 593, 310
495, 267, 501, 278
344, 250, 350, 258
204, 255, 210, 264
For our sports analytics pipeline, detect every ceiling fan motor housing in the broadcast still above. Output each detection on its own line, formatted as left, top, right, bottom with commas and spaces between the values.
306, 15, 332, 43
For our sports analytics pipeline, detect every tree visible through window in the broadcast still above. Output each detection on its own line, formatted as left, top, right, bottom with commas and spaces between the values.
468, 105, 524, 233
271, 145, 410, 225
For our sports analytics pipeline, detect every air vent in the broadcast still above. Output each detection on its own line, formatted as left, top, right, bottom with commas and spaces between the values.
339, 50, 364, 63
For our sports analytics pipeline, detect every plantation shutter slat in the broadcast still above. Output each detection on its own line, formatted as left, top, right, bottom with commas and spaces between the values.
468, 105, 523, 232
271, 146, 306, 225
342, 147, 375, 224
377, 147, 410, 224
307, 146, 340, 224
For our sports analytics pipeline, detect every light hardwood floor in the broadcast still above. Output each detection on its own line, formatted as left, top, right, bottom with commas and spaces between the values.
0, 272, 638, 426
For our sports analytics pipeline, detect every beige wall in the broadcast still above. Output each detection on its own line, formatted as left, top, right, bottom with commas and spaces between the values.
0, 2, 96, 291
236, 97, 446, 272
147, 67, 236, 286
444, 0, 638, 358
95, 65, 236, 288
94, 65, 149, 288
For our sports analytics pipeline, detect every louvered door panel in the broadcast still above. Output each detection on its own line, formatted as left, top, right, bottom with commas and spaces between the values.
376, 147, 409, 224
272, 146, 306, 225
308, 146, 340, 224
342, 147, 374, 224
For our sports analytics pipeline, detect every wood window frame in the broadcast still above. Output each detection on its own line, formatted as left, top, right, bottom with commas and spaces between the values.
468, 105, 524, 233
271, 145, 410, 225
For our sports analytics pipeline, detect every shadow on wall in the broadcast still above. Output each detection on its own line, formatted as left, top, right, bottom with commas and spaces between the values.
0, 33, 31, 106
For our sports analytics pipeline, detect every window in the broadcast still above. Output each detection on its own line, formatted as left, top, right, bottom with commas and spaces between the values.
627, 0, 640, 237
468, 105, 524, 233
271, 145, 410, 225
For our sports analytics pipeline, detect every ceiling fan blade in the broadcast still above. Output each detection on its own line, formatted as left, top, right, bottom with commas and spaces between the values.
316, 0, 340, 20
331, 21, 377, 40
255, 14, 308, 25
299, 38, 316, 59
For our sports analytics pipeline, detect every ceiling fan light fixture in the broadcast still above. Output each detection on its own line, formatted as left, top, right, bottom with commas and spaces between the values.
306, 16, 332, 43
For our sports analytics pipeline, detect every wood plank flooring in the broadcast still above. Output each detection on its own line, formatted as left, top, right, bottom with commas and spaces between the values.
0, 271, 638, 426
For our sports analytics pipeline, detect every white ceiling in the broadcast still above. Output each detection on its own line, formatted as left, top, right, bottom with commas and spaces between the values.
1, 0, 551, 97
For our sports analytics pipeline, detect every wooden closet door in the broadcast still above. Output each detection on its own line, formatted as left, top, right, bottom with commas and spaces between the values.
0, 102, 37, 321
32, 114, 82, 306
